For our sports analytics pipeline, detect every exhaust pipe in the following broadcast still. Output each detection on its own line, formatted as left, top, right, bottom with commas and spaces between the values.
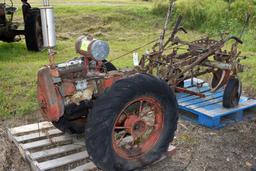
40, 0, 56, 48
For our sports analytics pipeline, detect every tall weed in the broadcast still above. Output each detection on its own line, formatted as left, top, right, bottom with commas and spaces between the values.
151, 0, 256, 35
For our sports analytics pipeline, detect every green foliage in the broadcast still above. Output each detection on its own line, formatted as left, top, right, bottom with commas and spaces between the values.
152, 0, 169, 15
152, 0, 256, 34
230, 0, 256, 26
175, 0, 218, 30
223, 0, 235, 3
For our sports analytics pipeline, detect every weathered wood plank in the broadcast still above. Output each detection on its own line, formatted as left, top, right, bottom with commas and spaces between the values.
37, 151, 89, 170
7, 128, 31, 159
189, 97, 223, 109
30, 144, 84, 160
10, 122, 53, 135
21, 135, 72, 150
15, 129, 62, 142
196, 98, 256, 117
70, 162, 97, 171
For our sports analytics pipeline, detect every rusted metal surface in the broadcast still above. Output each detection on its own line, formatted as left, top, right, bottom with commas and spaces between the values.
100, 75, 122, 90
61, 80, 76, 96
37, 23, 245, 121
37, 54, 136, 121
138, 15, 244, 95
175, 87, 206, 98
211, 70, 231, 92
112, 96, 164, 160
37, 4, 246, 123
37, 67, 64, 121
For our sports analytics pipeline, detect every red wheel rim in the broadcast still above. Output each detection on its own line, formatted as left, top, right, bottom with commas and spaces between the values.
112, 96, 164, 159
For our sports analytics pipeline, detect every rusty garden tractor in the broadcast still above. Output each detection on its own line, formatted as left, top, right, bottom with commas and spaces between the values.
36, 1, 246, 170
0, 0, 43, 51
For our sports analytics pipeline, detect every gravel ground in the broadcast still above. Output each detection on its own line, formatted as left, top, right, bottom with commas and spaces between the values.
0, 111, 256, 171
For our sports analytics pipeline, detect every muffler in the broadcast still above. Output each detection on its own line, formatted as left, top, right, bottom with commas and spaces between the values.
40, 0, 56, 48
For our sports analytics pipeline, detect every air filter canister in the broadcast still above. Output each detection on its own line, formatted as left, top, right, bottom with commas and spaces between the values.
75, 36, 110, 61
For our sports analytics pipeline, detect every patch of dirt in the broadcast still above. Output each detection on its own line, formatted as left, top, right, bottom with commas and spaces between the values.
144, 118, 256, 171
0, 111, 255, 171
0, 111, 43, 171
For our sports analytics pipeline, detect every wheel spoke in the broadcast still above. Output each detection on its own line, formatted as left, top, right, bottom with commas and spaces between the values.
141, 110, 152, 118
145, 122, 157, 128
139, 100, 144, 114
122, 110, 129, 116
115, 126, 131, 130
116, 132, 127, 145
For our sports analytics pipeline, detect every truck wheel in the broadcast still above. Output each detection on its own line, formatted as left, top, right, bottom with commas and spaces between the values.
223, 77, 242, 108
85, 74, 178, 171
25, 9, 43, 51
53, 61, 116, 134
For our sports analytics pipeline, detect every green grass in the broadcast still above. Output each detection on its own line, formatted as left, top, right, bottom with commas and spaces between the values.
12, 0, 142, 4
0, 1, 256, 117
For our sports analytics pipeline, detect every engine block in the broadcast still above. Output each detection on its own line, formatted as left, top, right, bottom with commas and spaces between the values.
37, 57, 134, 121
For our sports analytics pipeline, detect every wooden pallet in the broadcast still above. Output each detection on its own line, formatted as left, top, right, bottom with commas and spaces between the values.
7, 122, 176, 171
177, 78, 256, 128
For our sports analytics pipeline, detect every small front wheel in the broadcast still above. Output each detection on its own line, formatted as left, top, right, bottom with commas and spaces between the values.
223, 77, 242, 108
85, 74, 178, 171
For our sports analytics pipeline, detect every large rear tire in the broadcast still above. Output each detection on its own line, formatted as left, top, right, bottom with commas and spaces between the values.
85, 74, 178, 171
24, 8, 43, 51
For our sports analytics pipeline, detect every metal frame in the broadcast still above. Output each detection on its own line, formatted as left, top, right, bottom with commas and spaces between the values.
138, 14, 244, 97
0, 0, 31, 42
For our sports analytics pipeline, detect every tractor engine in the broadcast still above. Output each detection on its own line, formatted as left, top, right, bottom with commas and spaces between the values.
37, 38, 123, 122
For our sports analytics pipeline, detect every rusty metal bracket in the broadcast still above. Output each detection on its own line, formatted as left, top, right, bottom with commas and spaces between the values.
175, 87, 206, 98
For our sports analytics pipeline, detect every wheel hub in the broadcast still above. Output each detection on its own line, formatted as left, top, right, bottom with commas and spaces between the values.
124, 115, 147, 138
